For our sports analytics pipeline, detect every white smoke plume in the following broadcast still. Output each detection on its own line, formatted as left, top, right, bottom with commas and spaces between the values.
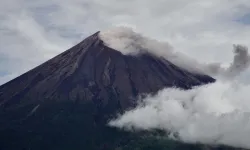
99, 27, 250, 78
102, 27, 250, 149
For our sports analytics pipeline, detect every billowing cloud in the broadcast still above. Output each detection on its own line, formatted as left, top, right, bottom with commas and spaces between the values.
109, 80, 250, 149
104, 29, 250, 149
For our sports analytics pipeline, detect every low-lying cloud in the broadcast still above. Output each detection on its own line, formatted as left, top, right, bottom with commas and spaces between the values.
109, 80, 250, 149
99, 27, 250, 78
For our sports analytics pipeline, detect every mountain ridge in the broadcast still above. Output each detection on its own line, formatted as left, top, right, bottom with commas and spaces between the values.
0, 31, 214, 110
0, 31, 221, 150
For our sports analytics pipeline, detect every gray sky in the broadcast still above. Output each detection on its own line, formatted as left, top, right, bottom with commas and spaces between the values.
1, 0, 250, 85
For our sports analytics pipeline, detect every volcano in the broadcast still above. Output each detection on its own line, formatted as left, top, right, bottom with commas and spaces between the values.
0, 31, 222, 150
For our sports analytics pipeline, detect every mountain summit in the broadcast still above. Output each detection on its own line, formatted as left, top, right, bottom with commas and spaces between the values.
0, 31, 214, 110
0, 30, 216, 150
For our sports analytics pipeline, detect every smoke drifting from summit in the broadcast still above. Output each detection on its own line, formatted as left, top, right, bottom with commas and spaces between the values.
99, 27, 250, 78
104, 27, 250, 149
224, 45, 250, 78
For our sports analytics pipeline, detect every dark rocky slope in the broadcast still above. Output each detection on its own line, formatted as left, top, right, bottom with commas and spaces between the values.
0, 32, 232, 150
0, 32, 214, 110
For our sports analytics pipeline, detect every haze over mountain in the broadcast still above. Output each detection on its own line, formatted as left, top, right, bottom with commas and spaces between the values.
0, 27, 249, 150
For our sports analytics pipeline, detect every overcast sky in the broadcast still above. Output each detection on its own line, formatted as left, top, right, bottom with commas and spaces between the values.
1, 0, 250, 85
